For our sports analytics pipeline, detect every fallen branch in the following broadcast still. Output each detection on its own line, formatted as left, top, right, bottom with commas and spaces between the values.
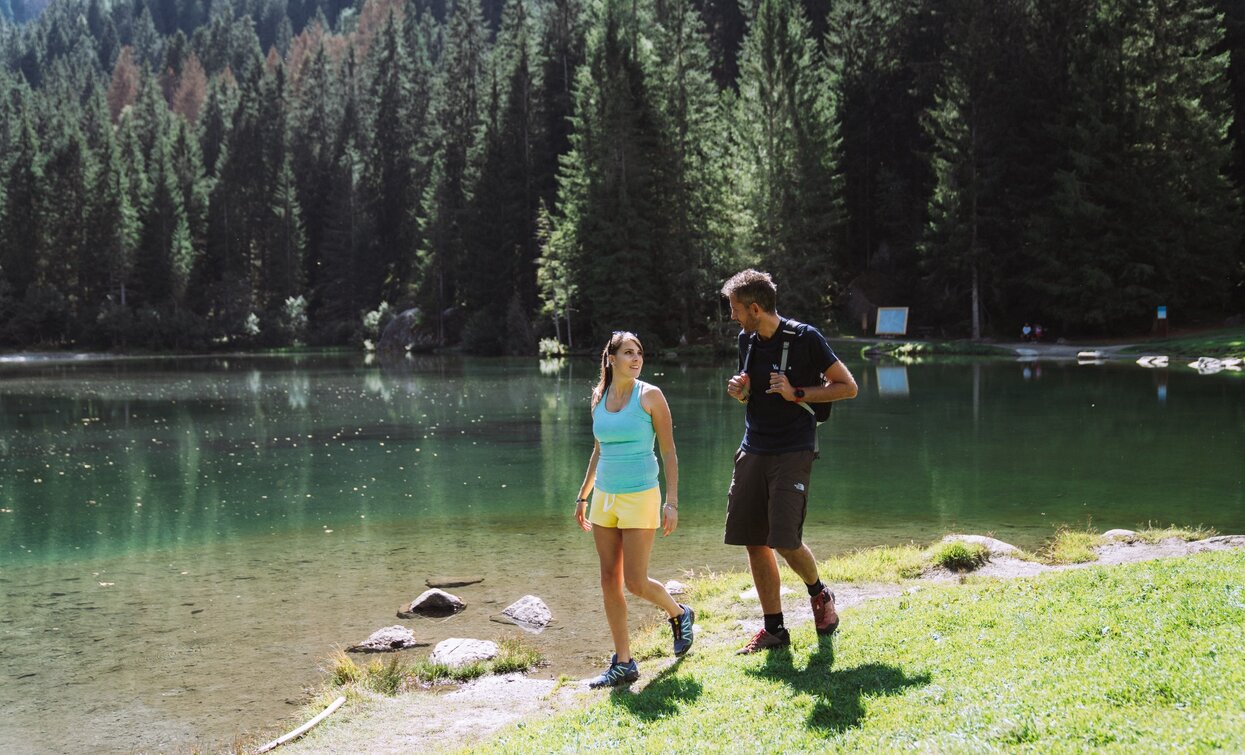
256, 695, 346, 753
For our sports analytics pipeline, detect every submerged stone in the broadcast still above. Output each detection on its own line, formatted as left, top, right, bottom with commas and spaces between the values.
399, 588, 466, 618
426, 576, 485, 589
498, 595, 552, 631
347, 625, 420, 653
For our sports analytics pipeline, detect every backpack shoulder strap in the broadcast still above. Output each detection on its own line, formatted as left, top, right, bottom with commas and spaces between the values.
777, 319, 817, 420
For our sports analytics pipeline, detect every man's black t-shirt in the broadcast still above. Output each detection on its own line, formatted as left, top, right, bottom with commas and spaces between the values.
737, 318, 838, 454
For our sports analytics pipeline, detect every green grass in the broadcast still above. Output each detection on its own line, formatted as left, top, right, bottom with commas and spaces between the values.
476, 550, 1245, 752
928, 541, 991, 571
1135, 524, 1219, 544
1043, 524, 1219, 564
1118, 325, 1245, 358
324, 638, 543, 696
1043, 527, 1102, 564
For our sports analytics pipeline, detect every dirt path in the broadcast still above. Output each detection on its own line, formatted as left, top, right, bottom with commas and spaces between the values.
283, 535, 1245, 754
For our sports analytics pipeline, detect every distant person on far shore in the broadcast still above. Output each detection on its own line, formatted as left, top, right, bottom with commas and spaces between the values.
1021, 323, 1032, 342
574, 331, 694, 688
1034, 323, 1044, 342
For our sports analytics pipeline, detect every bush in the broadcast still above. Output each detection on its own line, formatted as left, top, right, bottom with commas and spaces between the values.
362, 301, 392, 341
538, 337, 566, 358
929, 541, 990, 572
462, 309, 505, 355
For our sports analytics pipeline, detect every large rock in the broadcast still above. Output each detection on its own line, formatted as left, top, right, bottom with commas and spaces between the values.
398, 588, 466, 618
347, 625, 421, 653
499, 595, 553, 631
1102, 529, 1138, 541
430, 638, 499, 669
377, 308, 438, 356
941, 534, 1019, 557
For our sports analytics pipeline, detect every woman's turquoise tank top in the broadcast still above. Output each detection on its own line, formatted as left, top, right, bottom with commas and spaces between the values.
592, 381, 660, 494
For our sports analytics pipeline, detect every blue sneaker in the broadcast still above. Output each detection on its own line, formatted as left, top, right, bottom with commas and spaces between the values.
588, 654, 639, 688
670, 603, 695, 655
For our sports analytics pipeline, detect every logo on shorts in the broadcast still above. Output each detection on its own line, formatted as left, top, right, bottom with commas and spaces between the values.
794, 483, 805, 492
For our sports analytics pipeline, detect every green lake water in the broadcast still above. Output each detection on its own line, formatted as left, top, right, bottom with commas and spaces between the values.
1, 352, 1242, 752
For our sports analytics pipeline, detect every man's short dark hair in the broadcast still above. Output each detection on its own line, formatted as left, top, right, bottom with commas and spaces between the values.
722, 269, 777, 313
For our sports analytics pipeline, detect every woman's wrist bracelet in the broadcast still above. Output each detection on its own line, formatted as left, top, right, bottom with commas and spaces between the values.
575, 497, 588, 504
663, 503, 678, 509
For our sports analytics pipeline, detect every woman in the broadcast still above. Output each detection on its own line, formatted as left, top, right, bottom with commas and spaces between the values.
574, 331, 695, 688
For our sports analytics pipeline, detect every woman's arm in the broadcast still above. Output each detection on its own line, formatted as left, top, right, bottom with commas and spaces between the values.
644, 385, 679, 536
574, 440, 600, 532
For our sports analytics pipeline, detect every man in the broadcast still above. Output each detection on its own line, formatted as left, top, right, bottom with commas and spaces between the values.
722, 269, 858, 654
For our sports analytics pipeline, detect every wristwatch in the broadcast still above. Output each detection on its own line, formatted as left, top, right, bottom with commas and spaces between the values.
793, 388, 805, 402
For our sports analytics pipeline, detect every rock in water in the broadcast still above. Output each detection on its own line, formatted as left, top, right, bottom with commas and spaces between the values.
499, 595, 552, 631
430, 638, 499, 668
426, 576, 485, 589
347, 625, 420, 653
399, 588, 466, 618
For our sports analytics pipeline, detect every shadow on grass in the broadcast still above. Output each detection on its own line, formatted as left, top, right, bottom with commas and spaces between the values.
749, 638, 930, 735
609, 657, 703, 722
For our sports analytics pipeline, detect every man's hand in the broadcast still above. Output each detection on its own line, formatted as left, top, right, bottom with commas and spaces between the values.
767, 371, 796, 401
727, 372, 750, 403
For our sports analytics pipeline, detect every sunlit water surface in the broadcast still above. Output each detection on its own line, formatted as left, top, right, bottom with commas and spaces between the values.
0, 353, 1242, 752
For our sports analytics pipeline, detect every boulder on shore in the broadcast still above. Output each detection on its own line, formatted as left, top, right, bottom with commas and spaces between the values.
430, 638, 499, 669
498, 595, 553, 631
348, 625, 421, 653
941, 534, 1019, 557
398, 588, 466, 618
1102, 529, 1138, 541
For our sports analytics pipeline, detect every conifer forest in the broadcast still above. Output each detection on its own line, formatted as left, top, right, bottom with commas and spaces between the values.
1, 0, 1243, 352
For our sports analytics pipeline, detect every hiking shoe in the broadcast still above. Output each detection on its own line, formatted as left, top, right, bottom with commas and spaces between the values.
812, 586, 839, 635
670, 603, 695, 656
587, 654, 639, 688
735, 627, 791, 655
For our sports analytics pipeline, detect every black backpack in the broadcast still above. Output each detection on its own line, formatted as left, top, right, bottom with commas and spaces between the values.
740, 319, 833, 424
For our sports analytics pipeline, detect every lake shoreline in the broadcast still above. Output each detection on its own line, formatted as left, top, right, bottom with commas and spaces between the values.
278, 527, 1245, 753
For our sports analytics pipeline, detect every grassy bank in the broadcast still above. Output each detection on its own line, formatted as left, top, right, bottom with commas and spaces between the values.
860, 340, 1014, 360
478, 543, 1244, 752
1119, 325, 1245, 358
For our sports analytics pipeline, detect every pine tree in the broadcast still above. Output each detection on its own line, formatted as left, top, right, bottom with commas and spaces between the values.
651, 0, 735, 338
289, 42, 339, 326
734, 0, 841, 321
84, 117, 139, 321
107, 45, 140, 123
545, 0, 678, 343
919, 0, 1029, 339
418, 0, 487, 343
0, 102, 41, 296
461, 0, 542, 353
824, 0, 941, 312
362, 12, 420, 306
39, 116, 94, 318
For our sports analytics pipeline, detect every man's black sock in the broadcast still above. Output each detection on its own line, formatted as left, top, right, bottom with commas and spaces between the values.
807, 579, 826, 597
764, 613, 785, 635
